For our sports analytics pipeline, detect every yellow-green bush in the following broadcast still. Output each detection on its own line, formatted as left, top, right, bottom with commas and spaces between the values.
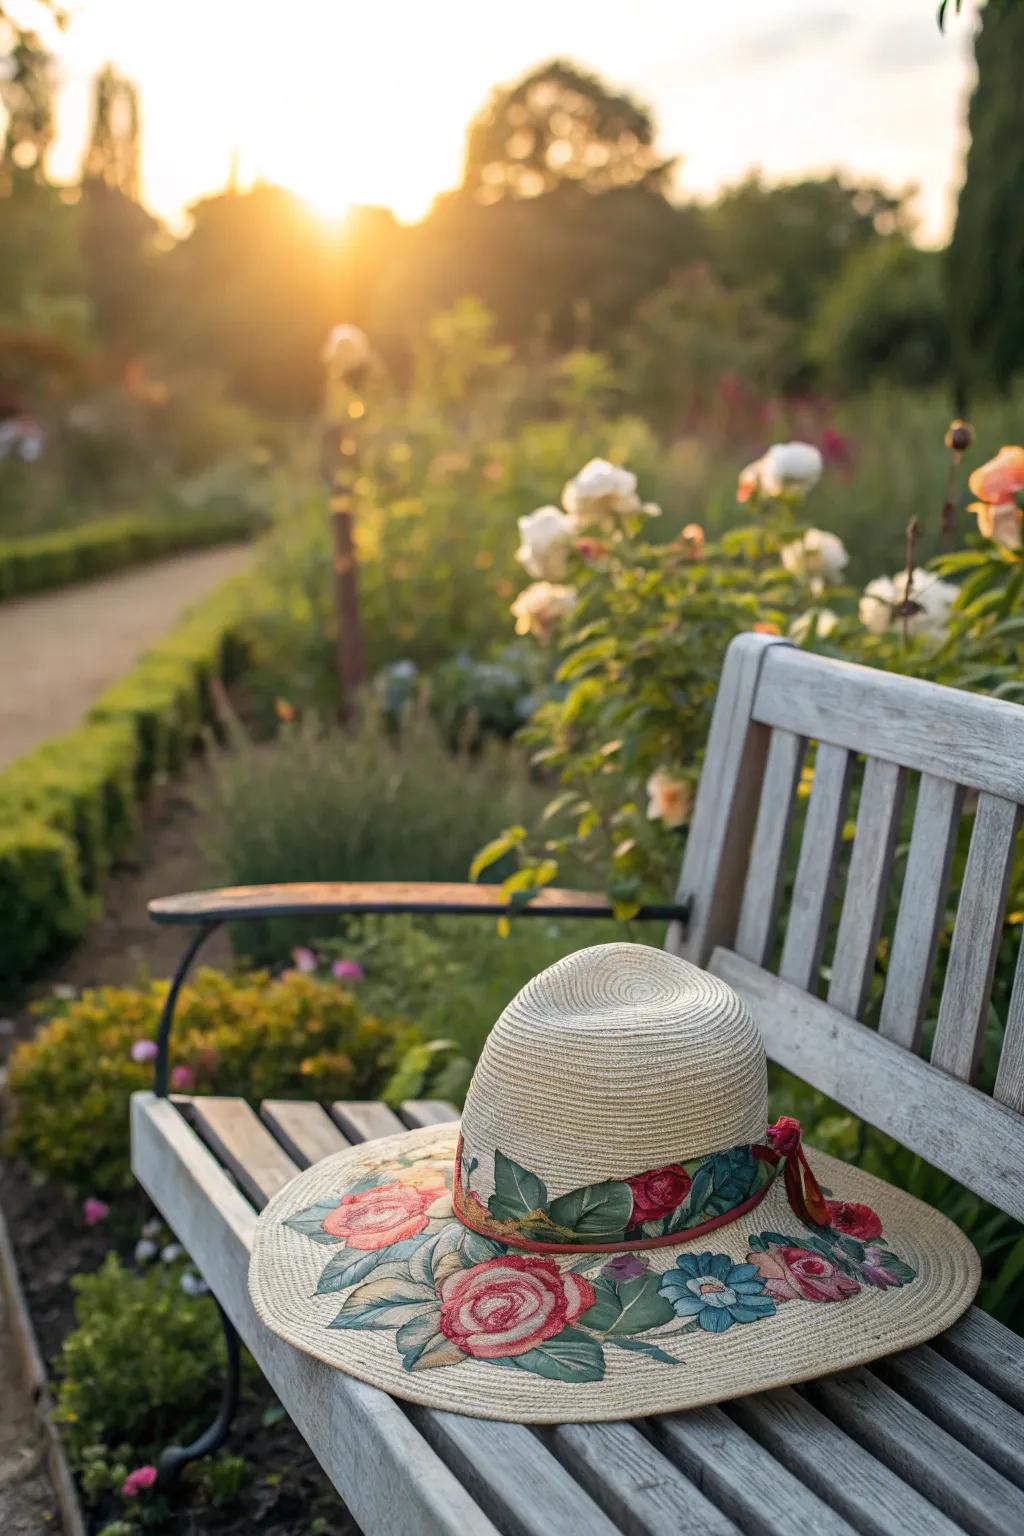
0, 504, 263, 602
5, 967, 438, 1195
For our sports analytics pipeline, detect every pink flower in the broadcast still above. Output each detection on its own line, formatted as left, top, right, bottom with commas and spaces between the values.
439, 1256, 595, 1360
627, 1163, 692, 1223
322, 1177, 445, 1250
826, 1200, 882, 1241
170, 1064, 196, 1091
860, 1245, 902, 1289
130, 1039, 158, 1063
83, 1198, 110, 1227
292, 946, 318, 973
121, 1465, 158, 1498
332, 958, 365, 983
747, 1244, 860, 1304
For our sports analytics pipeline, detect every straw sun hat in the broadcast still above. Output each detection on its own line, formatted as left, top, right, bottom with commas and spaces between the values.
249, 943, 980, 1422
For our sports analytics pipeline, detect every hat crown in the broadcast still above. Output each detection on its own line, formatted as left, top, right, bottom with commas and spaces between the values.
459, 943, 768, 1199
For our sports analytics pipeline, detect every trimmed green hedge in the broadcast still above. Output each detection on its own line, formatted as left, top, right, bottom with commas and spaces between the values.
0, 577, 255, 992
0, 505, 263, 602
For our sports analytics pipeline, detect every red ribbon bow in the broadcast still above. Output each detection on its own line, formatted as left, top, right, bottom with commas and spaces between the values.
766, 1115, 829, 1227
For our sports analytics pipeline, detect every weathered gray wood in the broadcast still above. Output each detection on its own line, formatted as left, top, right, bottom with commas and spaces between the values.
752, 643, 1024, 801
779, 743, 853, 992
651, 1405, 858, 1536
409, 1407, 622, 1536
672, 633, 790, 966
872, 1345, 1024, 1490
933, 1305, 1024, 1411
878, 774, 964, 1049
400, 1100, 460, 1128
330, 1100, 406, 1143
995, 926, 1024, 1112
260, 1100, 350, 1168
827, 757, 906, 1019
806, 1365, 1024, 1536
543, 1420, 740, 1536
931, 793, 1021, 1083
735, 728, 807, 966
728, 1386, 965, 1536
130, 1094, 501, 1536
184, 1096, 299, 1207
711, 948, 1024, 1222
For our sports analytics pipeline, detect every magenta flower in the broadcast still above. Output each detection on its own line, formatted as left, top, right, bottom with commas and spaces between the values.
121, 1465, 158, 1497
83, 1197, 110, 1227
292, 946, 317, 973
332, 958, 365, 983
130, 1039, 158, 1064
170, 1064, 195, 1091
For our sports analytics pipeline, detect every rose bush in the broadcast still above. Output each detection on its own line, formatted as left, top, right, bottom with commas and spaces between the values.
438, 1256, 596, 1360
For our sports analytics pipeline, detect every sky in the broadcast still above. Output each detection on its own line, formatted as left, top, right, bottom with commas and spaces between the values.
27, 0, 979, 243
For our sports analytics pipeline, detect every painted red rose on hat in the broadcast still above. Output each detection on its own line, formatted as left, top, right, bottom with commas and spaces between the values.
826, 1200, 882, 1241
627, 1164, 692, 1223
438, 1256, 595, 1360
748, 1245, 861, 1304
323, 1175, 445, 1250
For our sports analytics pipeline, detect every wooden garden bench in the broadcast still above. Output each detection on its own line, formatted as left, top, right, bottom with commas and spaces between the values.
132, 632, 1024, 1535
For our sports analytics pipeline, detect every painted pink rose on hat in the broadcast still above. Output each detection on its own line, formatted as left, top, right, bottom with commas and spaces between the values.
439, 1256, 595, 1360
323, 1179, 443, 1251
749, 1244, 861, 1304
826, 1200, 882, 1242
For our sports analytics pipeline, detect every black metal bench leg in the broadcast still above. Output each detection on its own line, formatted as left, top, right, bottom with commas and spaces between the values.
157, 1298, 240, 1486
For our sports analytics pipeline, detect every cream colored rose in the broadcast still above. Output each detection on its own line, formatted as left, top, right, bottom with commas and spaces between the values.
975, 501, 1023, 550
515, 506, 575, 580
322, 323, 371, 377
859, 569, 957, 640
562, 458, 649, 527
739, 442, 823, 502
645, 769, 693, 829
790, 608, 839, 643
511, 581, 577, 642
781, 529, 849, 594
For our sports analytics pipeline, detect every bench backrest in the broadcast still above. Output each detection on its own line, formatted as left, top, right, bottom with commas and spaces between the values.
668, 632, 1024, 1224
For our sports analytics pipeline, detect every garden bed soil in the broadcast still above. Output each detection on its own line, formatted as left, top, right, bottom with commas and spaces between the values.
0, 1160, 360, 1536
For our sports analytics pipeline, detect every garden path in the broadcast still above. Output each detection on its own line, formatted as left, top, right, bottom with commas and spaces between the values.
0, 543, 251, 770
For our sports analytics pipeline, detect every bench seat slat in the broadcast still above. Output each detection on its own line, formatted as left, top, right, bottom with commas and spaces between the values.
873, 1345, 1024, 1489
651, 1405, 859, 1536
331, 1100, 407, 1142
543, 1421, 741, 1536
728, 1386, 965, 1536
401, 1100, 461, 1128
932, 1306, 1024, 1412
806, 1365, 1024, 1536
260, 1100, 351, 1168
185, 1096, 300, 1207
130, 1093, 503, 1536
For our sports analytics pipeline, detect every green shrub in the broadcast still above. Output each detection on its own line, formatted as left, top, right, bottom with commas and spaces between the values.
205, 699, 554, 963
5, 966, 447, 1195
0, 504, 264, 602
0, 818, 93, 981
54, 1253, 224, 1467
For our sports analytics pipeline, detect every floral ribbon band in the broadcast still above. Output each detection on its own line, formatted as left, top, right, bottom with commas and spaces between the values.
450, 1115, 830, 1254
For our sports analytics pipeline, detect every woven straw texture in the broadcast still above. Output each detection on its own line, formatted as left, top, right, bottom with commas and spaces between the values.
248, 944, 980, 1423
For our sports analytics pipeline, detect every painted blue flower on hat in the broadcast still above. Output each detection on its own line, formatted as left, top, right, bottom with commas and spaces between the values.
659, 1251, 777, 1333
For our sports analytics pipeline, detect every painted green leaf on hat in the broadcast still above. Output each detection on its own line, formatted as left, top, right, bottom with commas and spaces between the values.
580, 1269, 675, 1335
489, 1149, 548, 1222
495, 1327, 605, 1384
283, 1199, 353, 1244
547, 1178, 634, 1240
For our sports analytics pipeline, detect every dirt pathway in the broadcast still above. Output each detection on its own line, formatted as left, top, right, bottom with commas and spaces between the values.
0, 543, 252, 769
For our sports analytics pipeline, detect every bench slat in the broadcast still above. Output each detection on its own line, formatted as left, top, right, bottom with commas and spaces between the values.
401, 1100, 461, 1128
735, 727, 806, 967
131, 1094, 503, 1536
260, 1100, 351, 1168
995, 928, 1024, 1113
410, 1408, 623, 1536
806, 1365, 1024, 1536
651, 1405, 858, 1536
779, 743, 853, 993
728, 1386, 964, 1536
932, 1305, 1024, 1412
331, 1100, 407, 1142
185, 1096, 299, 1207
543, 1421, 741, 1536
827, 757, 905, 1020
878, 774, 964, 1049
873, 1345, 1024, 1489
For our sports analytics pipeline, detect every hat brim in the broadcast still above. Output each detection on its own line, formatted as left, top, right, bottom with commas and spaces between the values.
248, 1124, 980, 1423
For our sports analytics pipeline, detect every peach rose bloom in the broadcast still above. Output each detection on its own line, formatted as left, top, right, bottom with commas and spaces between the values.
322, 1181, 440, 1249
968, 446, 1024, 550
646, 769, 693, 828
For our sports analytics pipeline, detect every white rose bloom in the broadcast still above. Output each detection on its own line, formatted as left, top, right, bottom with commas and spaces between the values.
759, 442, 824, 498
859, 569, 957, 640
510, 582, 577, 642
562, 458, 640, 527
134, 1238, 158, 1265
515, 506, 575, 580
645, 769, 693, 829
790, 608, 839, 643
781, 528, 849, 594
322, 323, 371, 377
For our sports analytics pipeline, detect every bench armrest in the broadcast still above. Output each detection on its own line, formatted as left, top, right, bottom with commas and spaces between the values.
148, 881, 688, 925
